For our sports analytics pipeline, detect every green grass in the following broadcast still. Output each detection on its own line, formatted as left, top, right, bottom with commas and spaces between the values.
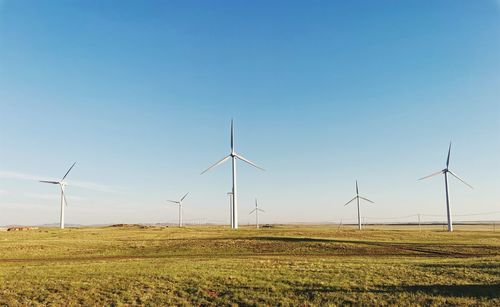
0, 225, 498, 305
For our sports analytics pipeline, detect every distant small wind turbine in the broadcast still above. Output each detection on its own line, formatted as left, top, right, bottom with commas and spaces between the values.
249, 198, 265, 229
167, 192, 189, 227
201, 119, 264, 229
419, 142, 473, 232
344, 180, 374, 230
39, 162, 77, 229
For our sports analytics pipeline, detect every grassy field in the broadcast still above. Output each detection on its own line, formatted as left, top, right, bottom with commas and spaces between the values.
0, 225, 498, 306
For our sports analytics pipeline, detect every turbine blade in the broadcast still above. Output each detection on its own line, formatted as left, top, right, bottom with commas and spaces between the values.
167, 200, 179, 204
344, 196, 357, 206
359, 196, 374, 203
258, 209, 265, 212
356, 180, 359, 195
62, 162, 77, 181
235, 154, 265, 171
249, 209, 256, 214
180, 192, 189, 202
446, 142, 451, 168
448, 170, 473, 189
39, 180, 60, 184
418, 170, 443, 180
201, 155, 231, 174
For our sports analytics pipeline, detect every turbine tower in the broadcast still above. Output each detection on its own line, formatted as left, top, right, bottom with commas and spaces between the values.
39, 162, 77, 229
202, 120, 264, 229
167, 192, 189, 227
249, 198, 265, 229
344, 180, 374, 230
227, 191, 233, 228
419, 142, 473, 232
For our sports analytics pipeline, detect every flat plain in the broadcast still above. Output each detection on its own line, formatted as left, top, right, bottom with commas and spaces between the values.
0, 225, 498, 306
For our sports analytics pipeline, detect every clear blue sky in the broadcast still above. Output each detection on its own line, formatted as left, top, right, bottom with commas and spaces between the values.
1, 0, 499, 226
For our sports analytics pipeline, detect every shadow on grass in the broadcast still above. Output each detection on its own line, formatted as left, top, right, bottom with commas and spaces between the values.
418, 262, 500, 270
273, 283, 500, 300
290, 283, 500, 299
379, 284, 500, 298
249, 236, 489, 257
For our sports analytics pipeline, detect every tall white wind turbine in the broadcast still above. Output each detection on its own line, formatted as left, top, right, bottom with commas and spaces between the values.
249, 198, 265, 229
39, 162, 77, 229
419, 142, 473, 232
167, 192, 189, 227
344, 180, 374, 230
201, 120, 264, 229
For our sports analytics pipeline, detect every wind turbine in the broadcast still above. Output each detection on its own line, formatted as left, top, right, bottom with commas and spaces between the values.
344, 180, 374, 230
249, 198, 265, 229
419, 142, 473, 232
201, 120, 264, 229
167, 192, 189, 227
39, 162, 77, 229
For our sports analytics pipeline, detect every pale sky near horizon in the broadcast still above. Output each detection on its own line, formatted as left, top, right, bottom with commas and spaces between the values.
1, 0, 499, 226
